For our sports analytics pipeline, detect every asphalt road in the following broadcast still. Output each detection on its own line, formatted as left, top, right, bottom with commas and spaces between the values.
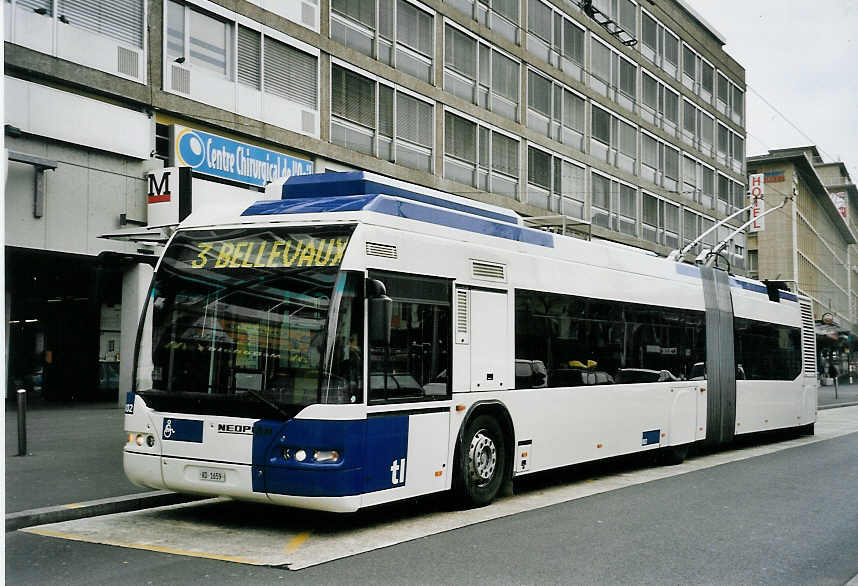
7, 430, 858, 585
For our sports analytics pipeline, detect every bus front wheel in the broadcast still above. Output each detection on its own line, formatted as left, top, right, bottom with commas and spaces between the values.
455, 415, 506, 507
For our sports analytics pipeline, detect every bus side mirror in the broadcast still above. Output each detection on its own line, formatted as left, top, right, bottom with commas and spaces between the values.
367, 279, 392, 346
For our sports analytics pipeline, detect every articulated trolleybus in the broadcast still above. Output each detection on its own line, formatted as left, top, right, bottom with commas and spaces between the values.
125, 171, 818, 512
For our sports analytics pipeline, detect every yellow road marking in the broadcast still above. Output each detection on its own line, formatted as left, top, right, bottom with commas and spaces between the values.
62, 503, 84, 509
21, 528, 260, 565
284, 531, 311, 553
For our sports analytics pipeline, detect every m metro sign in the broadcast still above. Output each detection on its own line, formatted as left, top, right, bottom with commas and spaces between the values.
749, 173, 765, 232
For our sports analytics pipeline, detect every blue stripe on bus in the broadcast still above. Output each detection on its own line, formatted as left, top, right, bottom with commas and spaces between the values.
277, 171, 520, 225
251, 416, 409, 497
242, 195, 555, 248
242, 194, 377, 216
675, 264, 796, 302
366, 197, 555, 248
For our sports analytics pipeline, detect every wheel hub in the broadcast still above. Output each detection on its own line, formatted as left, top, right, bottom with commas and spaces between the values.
468, 430, 497, 486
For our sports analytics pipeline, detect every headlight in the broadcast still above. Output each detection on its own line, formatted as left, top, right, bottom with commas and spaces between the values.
135, 434, 145, 447
313, 450, 340, 463
294, 449, 307, 462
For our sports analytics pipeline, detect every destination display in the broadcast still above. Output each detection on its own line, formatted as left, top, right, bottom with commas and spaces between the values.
179, 234, 350, 270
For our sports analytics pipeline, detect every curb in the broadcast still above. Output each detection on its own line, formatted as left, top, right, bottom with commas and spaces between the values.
6, 490, 206, 532
819, 401, 858, 410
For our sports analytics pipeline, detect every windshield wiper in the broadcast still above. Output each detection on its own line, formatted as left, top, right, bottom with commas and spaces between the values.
235, 387, 293, 420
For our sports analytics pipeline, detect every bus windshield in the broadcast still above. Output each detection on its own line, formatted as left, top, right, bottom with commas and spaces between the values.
134, 226, 363, 418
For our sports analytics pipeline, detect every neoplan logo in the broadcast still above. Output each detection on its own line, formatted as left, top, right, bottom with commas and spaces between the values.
217, 424, 253, 435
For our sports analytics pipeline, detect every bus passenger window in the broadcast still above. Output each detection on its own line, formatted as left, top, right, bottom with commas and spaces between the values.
368, 272, 452, 403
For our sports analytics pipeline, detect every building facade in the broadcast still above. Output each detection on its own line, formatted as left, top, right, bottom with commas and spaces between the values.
4, 0, 748, 400
746, 147, 858, 374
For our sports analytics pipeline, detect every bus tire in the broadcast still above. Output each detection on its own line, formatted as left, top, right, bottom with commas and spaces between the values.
661, 444, 689, 465
455, 415, 506, 507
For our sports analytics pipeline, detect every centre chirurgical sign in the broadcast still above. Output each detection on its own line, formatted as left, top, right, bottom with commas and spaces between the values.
172, 125, 313, 187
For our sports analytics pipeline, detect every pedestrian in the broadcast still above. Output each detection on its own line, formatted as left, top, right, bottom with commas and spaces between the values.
829, 361, 839, 396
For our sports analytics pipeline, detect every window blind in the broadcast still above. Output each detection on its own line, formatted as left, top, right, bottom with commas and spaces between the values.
58, 0, 144, 48
527, 0, 551, 41
527, 70, 551, 117
396, 93, 432, 147
445, 112, 476, 162
527, 147, 551, 190
332, 65, 374, 127
264, 37, 317, 109
237, 26, 261, 89
444, 26, 476, 78
332, 0, 375, 28
491, 132, 519, 176
397, 0, 433, 56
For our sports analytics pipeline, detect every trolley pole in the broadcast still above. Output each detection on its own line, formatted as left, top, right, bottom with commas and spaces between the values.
17, 388, 28, 456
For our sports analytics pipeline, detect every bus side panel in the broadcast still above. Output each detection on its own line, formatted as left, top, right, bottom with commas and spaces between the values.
361, 411, 450, 508
735, 378, 804, 434
502, 384, 692, 474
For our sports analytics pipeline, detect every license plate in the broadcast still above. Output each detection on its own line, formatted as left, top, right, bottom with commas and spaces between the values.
199, 469, 226, 482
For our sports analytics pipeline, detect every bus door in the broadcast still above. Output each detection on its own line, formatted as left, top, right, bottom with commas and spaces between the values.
364, 271, 452, 502
462, 287, 510, 392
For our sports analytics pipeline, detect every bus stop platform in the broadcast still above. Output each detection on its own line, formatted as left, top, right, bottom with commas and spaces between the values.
6, 382, 858, 532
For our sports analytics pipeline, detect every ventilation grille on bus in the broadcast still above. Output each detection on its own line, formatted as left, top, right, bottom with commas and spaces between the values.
472, 260, 506, 282
171, 65, 190, 94
366, 242, 397, 259
799, 300, 817, 376
117, 46, 139, 78
456, 288, 469, 344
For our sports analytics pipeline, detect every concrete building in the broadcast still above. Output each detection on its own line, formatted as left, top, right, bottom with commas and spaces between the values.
746, 147, 858, 373
4, 0, 748, 401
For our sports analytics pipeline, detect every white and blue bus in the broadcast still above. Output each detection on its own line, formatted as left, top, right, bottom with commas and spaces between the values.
124, 171, 818, 512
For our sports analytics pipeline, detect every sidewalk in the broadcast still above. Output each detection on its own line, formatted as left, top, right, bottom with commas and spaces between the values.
5, 382, 858, 530
5, 396, 150, 514
818, 379, 858, 408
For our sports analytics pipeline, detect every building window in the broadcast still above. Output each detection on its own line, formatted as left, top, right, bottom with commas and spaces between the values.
58, 0, 145, 48
444, 110, 519, 198
682, 99, 696, 146
264, 36, 318, 109
699, 112, 714, 155
444, 0, 519, 43
592, 0, 636, 37
331, 64, 433, 172
590, 105, 637, 174
642, 192, 679, 248
591, 171, 637, 235
167, 1, 231, 79
732, 85, 744, 124
526, 0, 585, 81
682, 43, 696, 91
640, 9, 679, 79
526, 69, 585, 150
589, 37, 637, 112
331, 0, 434, 82
526, 146, 585, 217
444, 24, 520, 122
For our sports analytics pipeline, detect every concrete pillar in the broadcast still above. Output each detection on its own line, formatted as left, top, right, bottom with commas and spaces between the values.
118, 263, 154, 406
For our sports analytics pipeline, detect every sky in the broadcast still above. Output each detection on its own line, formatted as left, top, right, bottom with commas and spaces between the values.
691, 0, 858, 180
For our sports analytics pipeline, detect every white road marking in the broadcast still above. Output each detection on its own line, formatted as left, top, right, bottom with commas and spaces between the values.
21, 406, 858, 569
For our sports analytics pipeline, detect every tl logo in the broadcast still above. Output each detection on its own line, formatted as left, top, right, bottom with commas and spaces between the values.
390, 458, 407, 485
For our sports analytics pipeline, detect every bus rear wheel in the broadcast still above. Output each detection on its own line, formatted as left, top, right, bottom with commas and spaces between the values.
455, 415, 506, 507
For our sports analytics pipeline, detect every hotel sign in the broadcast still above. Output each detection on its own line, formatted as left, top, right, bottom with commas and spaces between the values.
749, 173, 765, 232
171, 125, 313, 187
